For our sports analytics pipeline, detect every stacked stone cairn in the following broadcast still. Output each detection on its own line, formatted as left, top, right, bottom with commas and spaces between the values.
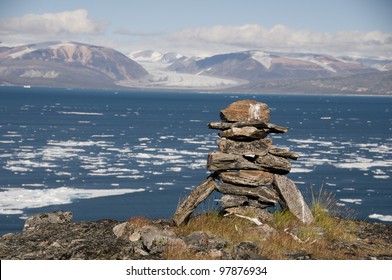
173, 100, 314, 226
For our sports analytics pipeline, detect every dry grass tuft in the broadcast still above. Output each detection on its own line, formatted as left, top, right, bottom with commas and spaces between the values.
174, 212, 255, 244
127, 216, 153, 228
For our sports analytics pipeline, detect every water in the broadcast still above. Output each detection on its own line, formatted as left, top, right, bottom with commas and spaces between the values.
0, 87, 391, 234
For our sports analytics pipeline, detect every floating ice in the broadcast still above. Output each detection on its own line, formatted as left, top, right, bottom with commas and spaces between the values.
369, 214, 392, 222
289, 167, 313, 173
373, 175, 390, 179
21, 184, 46, 187
289, 138, 333, 146
334, 159, 392, 171
167, 167, 182, 172
0, 187, 145, 215
58, 111, 103, 116
339, 198, 362, 204
0, 140, 15, 144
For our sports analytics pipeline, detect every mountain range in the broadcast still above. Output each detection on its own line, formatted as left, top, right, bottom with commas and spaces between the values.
0, 42, 148, 88
1, 41, 391, 94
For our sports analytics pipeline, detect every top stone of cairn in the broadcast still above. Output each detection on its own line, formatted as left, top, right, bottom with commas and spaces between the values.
220, 100, 270, 122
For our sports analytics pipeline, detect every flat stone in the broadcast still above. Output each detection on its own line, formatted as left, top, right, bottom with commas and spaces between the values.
272, 174, 314, 224
216, 183, 279, 204
172, 177, 217, 226
255, 153, 292, 174
207, 152, 291, 174
248, 199, 271, 209
221, 195, 248, 208
219, 126, 269, 140
217, 138, 272, 155
269, 147, 299, 160
220, 100, 270, 122
209, 121, 288, 133
217, 170, 274, 187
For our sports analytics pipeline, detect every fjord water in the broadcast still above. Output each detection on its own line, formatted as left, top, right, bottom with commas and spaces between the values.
0, 87, 391, 234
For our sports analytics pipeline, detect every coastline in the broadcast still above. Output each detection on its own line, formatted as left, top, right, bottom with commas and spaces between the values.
1, 84, 392, 97
1, 211, 391, 260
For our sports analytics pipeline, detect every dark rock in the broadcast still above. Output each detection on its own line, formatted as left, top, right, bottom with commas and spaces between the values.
248, 199, 271, 209
172, 177, 217, 226
216, 183, 279, 204
184, 231, 209, 251
272, 174, 314, 224
221, 195, 248, 208
217, 138, 271, 156
286, 251, 315, 260
207, 236, 228, 251
0, 219, 137, 260
232, 242, 268, 260
220, 100, 270, 122
23, 211, 73, 231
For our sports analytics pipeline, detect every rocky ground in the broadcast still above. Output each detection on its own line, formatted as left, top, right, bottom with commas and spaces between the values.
0, 211, 391, 260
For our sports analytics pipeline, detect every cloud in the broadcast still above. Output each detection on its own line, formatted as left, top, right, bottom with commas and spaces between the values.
169, 24, 392, 57
0, 9, 107, 43
114, 28, 163, 38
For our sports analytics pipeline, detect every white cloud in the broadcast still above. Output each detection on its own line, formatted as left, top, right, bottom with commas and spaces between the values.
168, 24, 392, 57
0, 9, 107, 43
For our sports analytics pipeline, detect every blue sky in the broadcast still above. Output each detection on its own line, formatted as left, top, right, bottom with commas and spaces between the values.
1, 0, 391, 57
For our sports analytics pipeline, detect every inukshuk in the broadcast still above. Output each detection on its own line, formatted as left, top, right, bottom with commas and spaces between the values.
173, 100, 314, 226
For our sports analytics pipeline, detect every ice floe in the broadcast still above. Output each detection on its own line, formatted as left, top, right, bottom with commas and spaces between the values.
0, 187, 145, 215
369, 214, 392, 222
58, 111, 103, 116
339, 198, 362, 205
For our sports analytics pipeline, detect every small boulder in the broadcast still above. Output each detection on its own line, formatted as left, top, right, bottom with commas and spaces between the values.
113, 222, 135, 240
23, 211, 73, 231
232, 242, 267, 260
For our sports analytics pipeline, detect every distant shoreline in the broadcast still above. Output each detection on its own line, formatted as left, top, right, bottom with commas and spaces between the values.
1, 84, 392, 97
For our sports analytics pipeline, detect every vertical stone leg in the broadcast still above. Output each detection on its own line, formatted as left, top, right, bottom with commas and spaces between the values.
272, 174, 314, 224
172, 177, 217, 226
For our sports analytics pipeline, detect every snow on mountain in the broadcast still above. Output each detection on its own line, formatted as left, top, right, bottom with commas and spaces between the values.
250, 51, 272, 69
1, 43, 388, 93
123, 50, 241, 90
130, 50, 185, 64
0, 41, 148, 88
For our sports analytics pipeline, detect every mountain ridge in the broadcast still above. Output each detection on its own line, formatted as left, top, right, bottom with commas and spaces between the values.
1, 41, 391, 94
0, 41, 148, 88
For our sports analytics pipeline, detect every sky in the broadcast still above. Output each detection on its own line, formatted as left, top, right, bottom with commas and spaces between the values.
0, 0, 391, 58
